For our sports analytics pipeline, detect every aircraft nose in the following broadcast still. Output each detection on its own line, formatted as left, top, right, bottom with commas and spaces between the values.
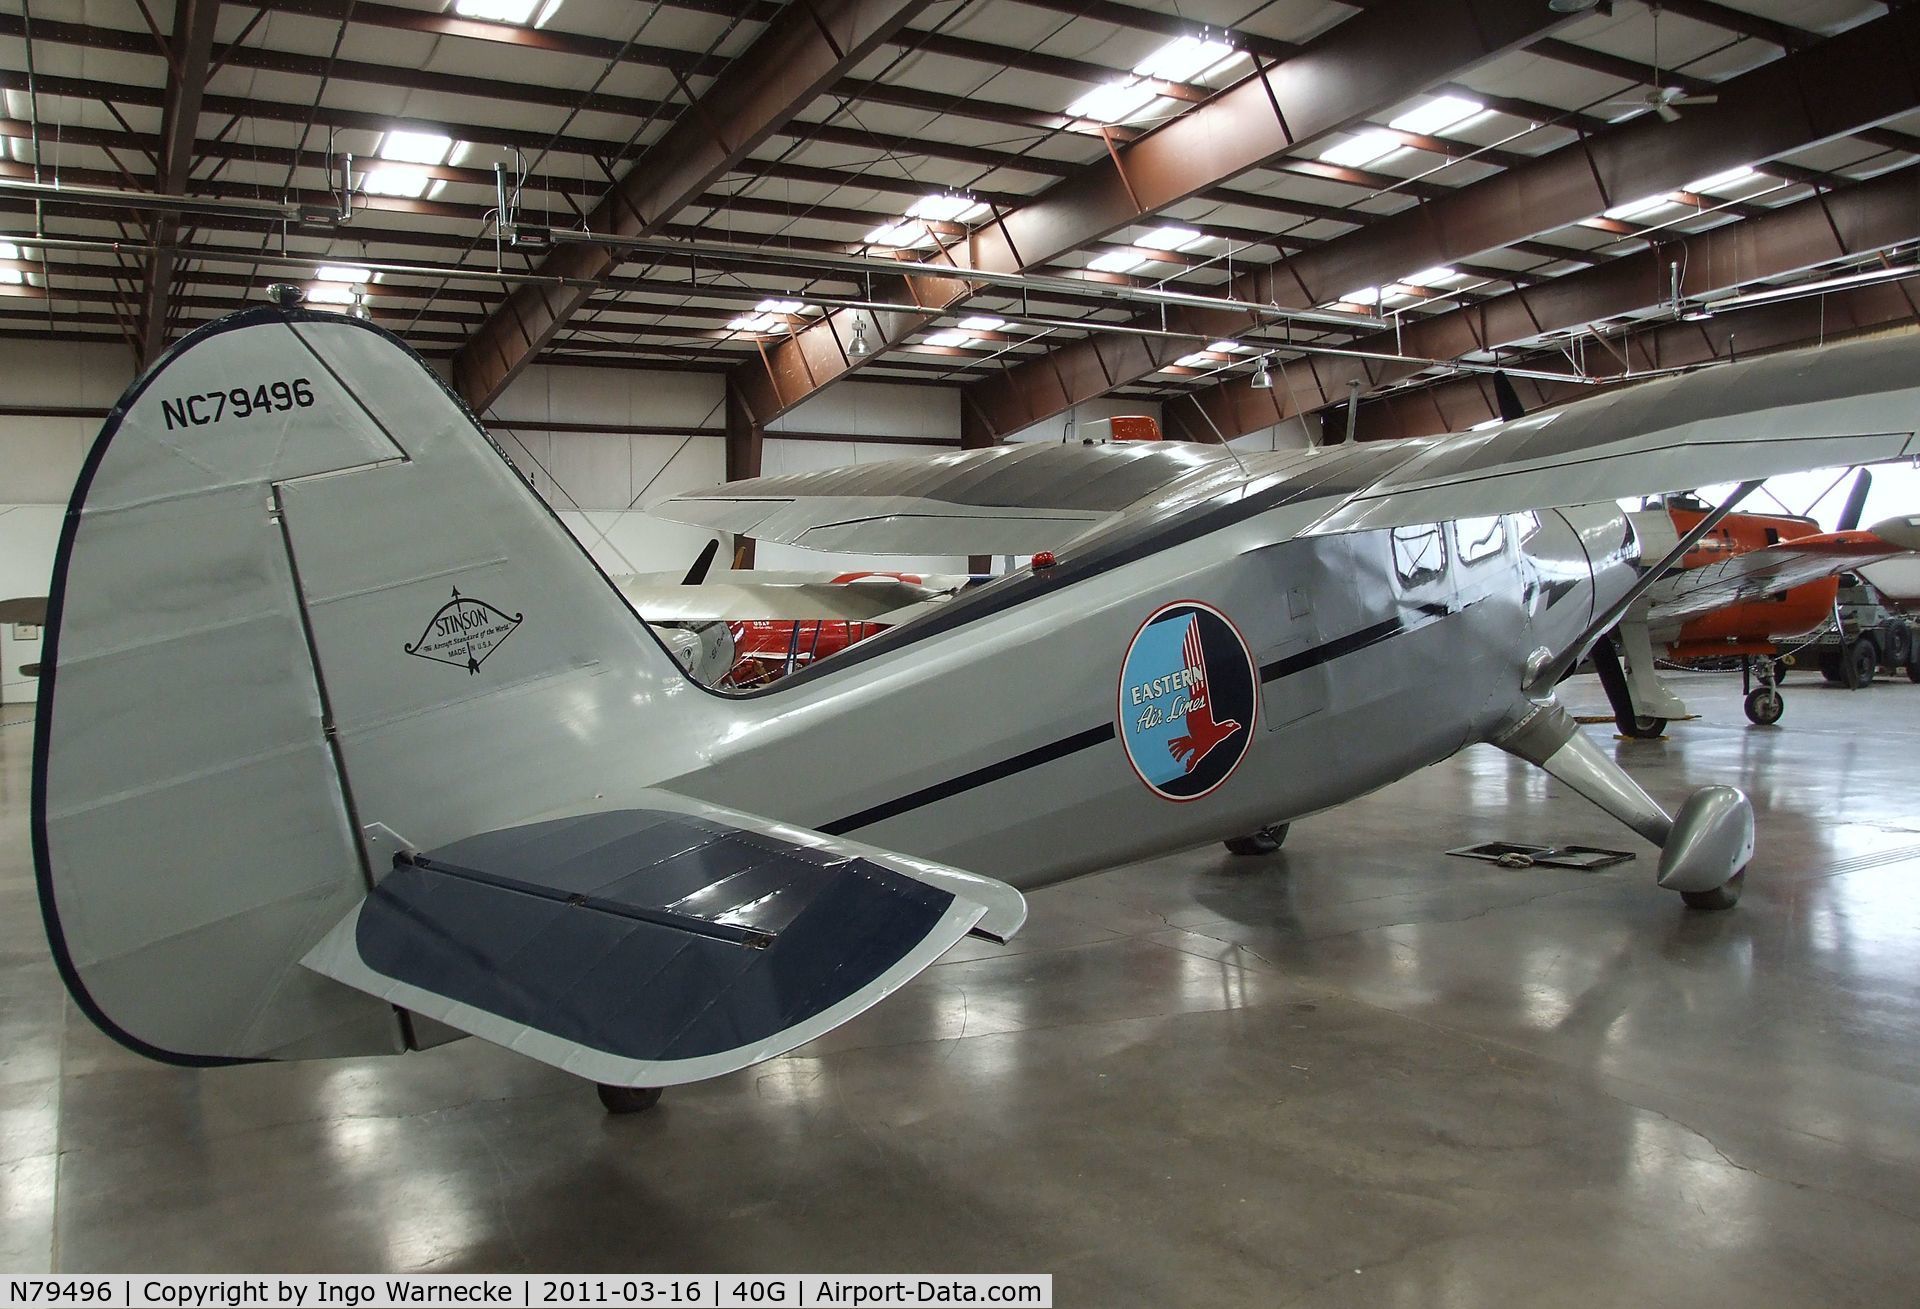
1866, 515, 1920, 552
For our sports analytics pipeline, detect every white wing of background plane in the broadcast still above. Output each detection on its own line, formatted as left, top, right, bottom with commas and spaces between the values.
650, 439, 1245, 555
649, 336, 1920, 561
617, 574, 958, 623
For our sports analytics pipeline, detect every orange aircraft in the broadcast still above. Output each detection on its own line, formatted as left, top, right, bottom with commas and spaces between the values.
1599, 479, 1920, 731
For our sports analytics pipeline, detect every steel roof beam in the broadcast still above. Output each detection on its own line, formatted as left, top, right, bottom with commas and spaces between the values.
730, 0, 1575, 425
961, 6, 1920, 443
1348, 278, 1920, 441
1160, 165, 1920, 442
135, 0, 221, 365
452, 0, 931, 410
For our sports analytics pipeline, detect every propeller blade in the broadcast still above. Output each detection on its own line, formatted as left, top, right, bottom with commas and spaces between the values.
1492, 371, 1527, 423
1839, 469, 1874, 532
681, 537, 721, 587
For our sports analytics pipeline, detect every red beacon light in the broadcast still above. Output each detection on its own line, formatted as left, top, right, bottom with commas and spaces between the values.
1032, 551, 1057, 570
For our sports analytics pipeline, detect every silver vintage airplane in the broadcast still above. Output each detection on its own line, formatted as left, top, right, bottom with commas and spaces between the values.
30, 303, 1920, 1111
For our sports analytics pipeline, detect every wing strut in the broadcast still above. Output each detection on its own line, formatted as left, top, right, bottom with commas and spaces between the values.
1525, 480, 1762, 697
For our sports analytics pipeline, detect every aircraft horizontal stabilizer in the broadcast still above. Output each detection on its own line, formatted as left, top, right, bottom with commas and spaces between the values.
303, 793, 1025, 1087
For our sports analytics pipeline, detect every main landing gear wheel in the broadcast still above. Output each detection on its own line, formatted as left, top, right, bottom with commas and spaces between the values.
1744, 687, 1784, 725
1680, 868, 1745, 912
1619, 715, 1667, 739
1224, 824, 1290, 856
597, 1084, 664, 1115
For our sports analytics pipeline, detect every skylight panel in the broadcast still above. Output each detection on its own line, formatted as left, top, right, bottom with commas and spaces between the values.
958, 316, 1006, 331
865, 220, 934, 248
727, 313, 781, 333
1135, 225, 1204, 252
1132, 35, 1236, 83
379, 130, 454, 166
923, 329, 971, 348
755, 299, 804, 315
1068, 80, 1160, 124
1401, 266, 1465, 288
907, 194, 987, 223
1602, 194, 1671, 221
1174, 351, 1218, 368
1088, 250, 1149, 274
315, 265, 372, 284
305, 283, 356, 306
363, 167, 431, 198
453, 0, 548, 23
1207, 340, 1246, 352
1318, 130, 1400, 170
1388, 95, 1483, 137
1686, 165, 1756, 193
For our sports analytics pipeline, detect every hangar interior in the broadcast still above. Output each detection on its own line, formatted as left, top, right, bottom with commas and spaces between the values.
4, 0, 1920, 1298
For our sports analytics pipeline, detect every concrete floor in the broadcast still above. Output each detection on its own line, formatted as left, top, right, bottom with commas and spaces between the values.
4, 669, 1920, 1303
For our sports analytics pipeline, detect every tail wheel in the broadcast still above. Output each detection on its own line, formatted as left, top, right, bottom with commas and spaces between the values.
596, 1084, 664, 1115
1224, 823, 1290, 856
1681, 869, 1745, 912
1619, 715, 1667, 739
1743, 688, 1783, 725
1846, 639, 1877, 688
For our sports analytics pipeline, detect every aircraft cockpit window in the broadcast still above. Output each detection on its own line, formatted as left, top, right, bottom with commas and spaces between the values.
1390, 524, 1448, 589
1455, 516, 1506, 565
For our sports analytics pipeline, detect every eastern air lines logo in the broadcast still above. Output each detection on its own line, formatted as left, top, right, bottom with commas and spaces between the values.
406, 588, 522, 674
1118, 600, 1257, 801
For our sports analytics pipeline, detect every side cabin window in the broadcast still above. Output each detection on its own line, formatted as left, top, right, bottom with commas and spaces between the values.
1454, 516, 1506, 565
1390, 524, 1448, 589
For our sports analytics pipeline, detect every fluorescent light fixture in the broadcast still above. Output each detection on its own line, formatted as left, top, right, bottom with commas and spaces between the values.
1174, 351, 1217, 368
727, 313, 781, 332
923, 329, 971, 348
453, 0, 541, 21
1686, 164, 1756, 193
1389, 95, 1483, 137
363, 166, 431, 198
754, 298, 804, 315
315, 264, 371, 284
907, 193, 986, 223
1401, 266, 1464, 287
1136, 225, 1204, 252
1319, 129, 1400, 170
379, 130, 454, 165
1602, 194, 1671, 221
0, 242, 17, 260
1067, 79, 1160, 124
864, 220, 932, 247
1088, 250, 1149, 274
1336, 286, 1382, 306
1132, 35, 1235, 83
958, 316, 1006, 331
0, 267, 21, 286
305, 283, 355, 306
1207, 339, 1245, 352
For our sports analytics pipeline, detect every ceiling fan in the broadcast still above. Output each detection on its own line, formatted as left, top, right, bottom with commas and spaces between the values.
1600, 4, 1719, 122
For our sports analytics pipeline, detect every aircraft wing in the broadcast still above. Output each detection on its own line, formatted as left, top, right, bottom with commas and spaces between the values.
1304, 334, 1920, 535
649, 439, 1244, 555
1642, 517, 1920, 626
617, 575, 953, 623
303, 792, 1024, 1088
